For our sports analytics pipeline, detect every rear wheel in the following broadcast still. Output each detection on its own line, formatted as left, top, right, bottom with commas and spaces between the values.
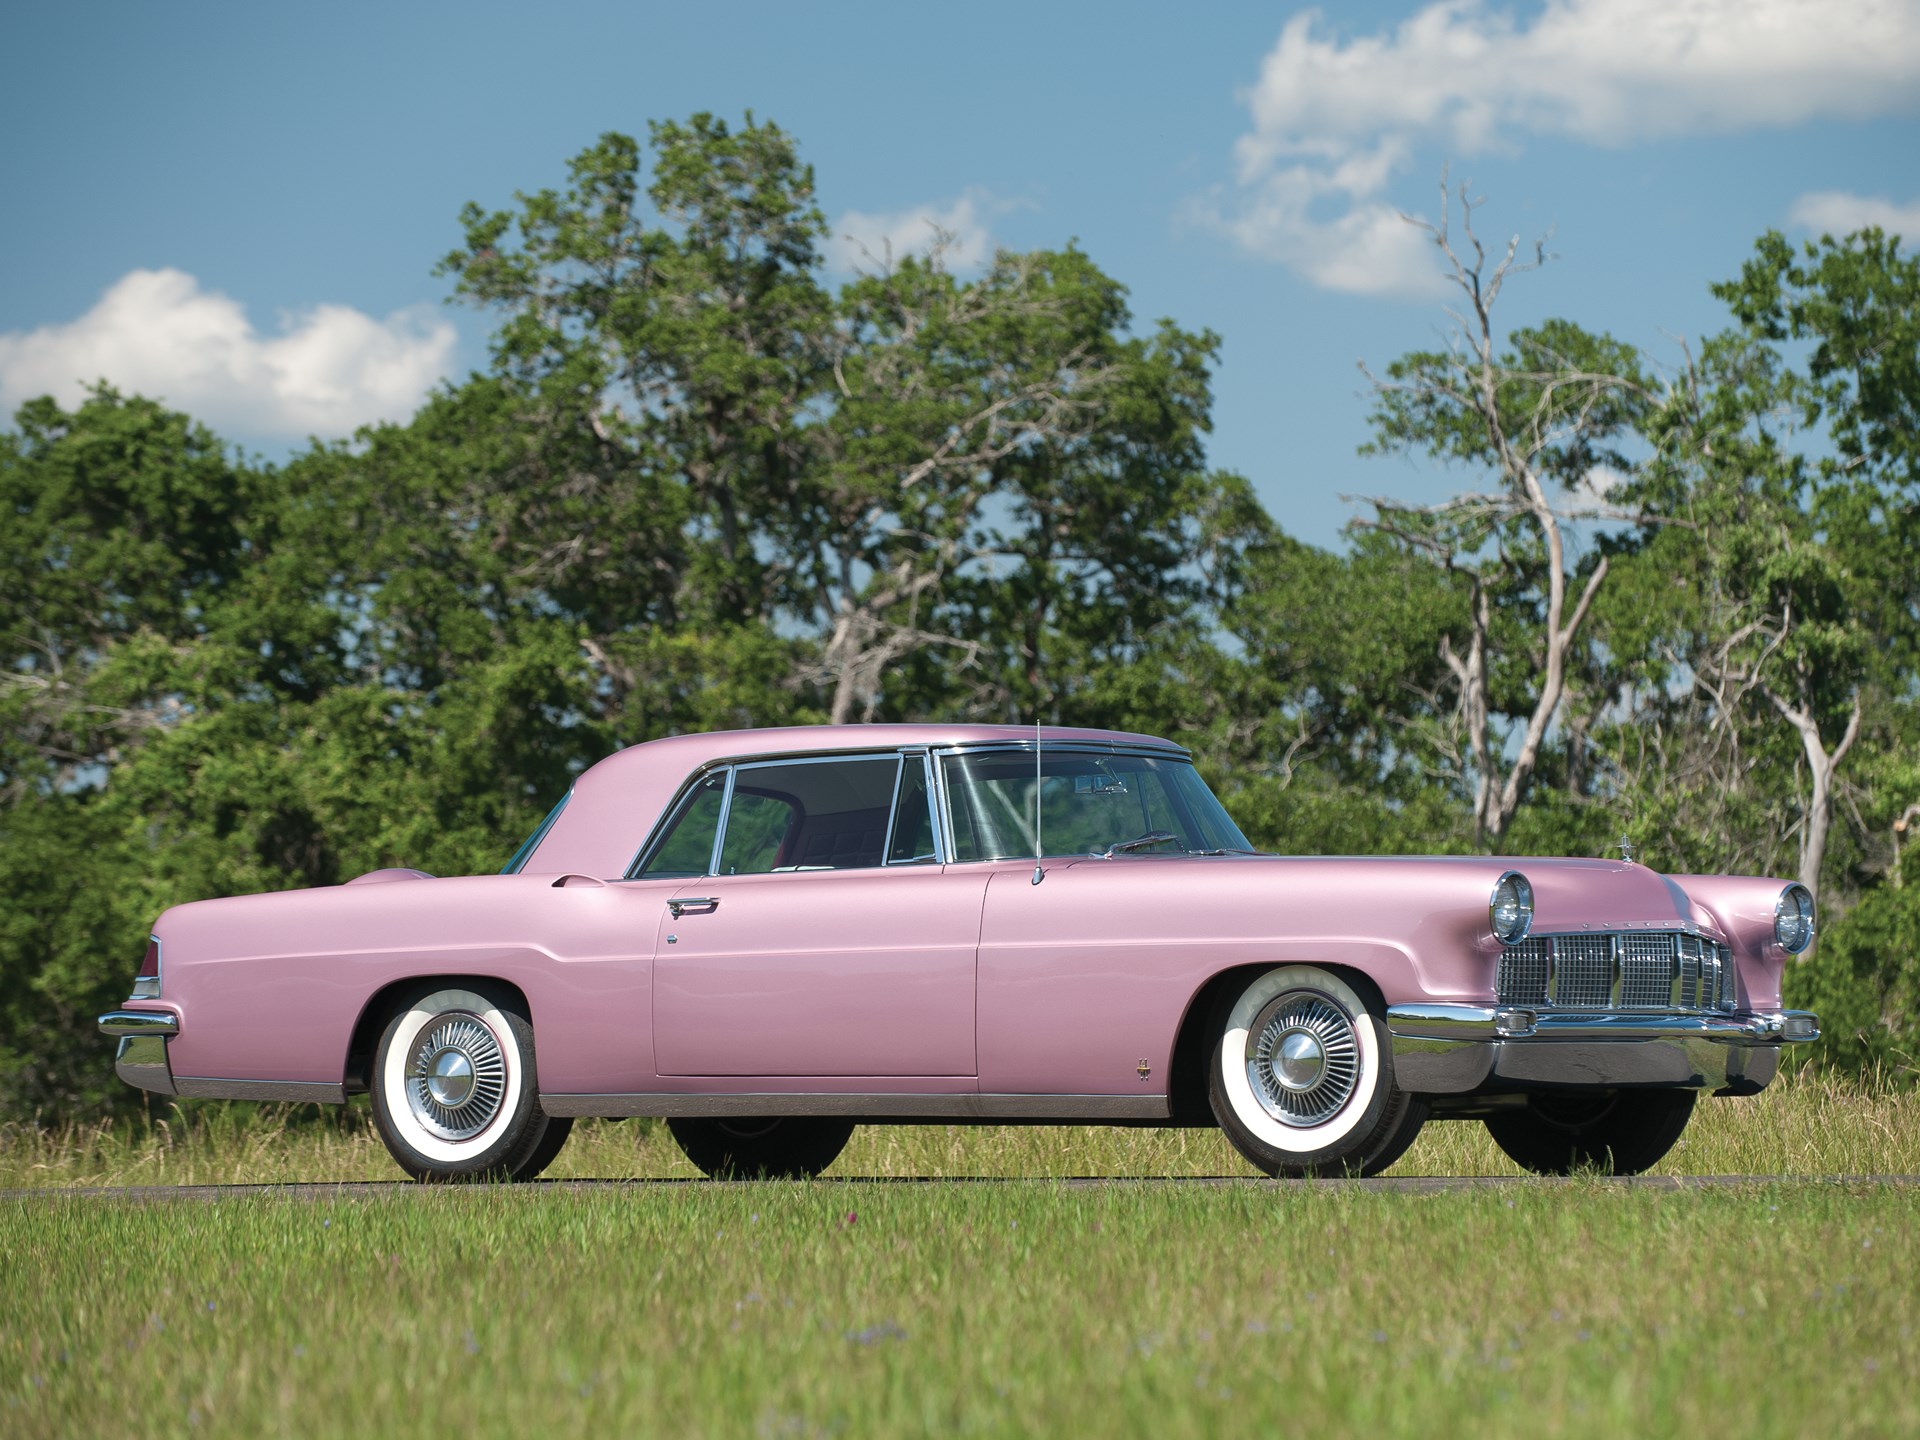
667, 1116, 855, 1179
1208, 965, 1428, 1178
1485, 1089, 1696, 1176
369, 983, 568, 1182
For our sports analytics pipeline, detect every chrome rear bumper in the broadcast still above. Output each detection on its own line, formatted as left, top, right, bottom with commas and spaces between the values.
99, 1010, 178, 1096
1386, 1004, 1820, 1096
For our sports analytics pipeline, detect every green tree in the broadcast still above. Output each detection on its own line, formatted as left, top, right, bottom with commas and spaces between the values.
1601, 228, 1920, 903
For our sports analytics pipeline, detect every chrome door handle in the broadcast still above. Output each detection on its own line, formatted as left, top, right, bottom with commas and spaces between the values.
667, 896, 720, 917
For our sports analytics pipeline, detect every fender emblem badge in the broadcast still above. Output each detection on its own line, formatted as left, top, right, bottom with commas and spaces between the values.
1136, 1059, 1151, 1081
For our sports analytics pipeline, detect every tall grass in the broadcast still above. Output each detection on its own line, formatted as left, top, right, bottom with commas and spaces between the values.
4, 1066, 1916, 1190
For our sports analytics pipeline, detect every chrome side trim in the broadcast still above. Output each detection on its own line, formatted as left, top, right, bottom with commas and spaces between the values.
540, 1092, 1172, 1121
98, 1010, 179, 1037
171, 1078, 348, 1104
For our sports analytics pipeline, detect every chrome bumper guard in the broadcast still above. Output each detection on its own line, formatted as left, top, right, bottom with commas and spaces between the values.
99, 1010, 179, 1097
1385, 1004, 1820, 1096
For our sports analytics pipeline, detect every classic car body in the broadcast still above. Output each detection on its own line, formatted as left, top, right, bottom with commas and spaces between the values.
100, 724, 1820, 1180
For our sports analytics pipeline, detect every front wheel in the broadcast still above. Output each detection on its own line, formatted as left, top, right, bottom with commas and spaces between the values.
1485, 1090, 1696, 1176
369, 983, 570, 1182
667, 1116, 855, 1179
1208, 965, 1428, 1178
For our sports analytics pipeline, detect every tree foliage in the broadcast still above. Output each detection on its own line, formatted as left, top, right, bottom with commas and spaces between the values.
3, 128, 1917, 1116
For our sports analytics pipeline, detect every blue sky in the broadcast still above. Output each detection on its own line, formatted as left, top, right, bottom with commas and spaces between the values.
3, 0, 1916, 547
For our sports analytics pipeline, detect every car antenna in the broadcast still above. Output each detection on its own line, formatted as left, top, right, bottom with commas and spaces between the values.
1032, 715, 1045, 885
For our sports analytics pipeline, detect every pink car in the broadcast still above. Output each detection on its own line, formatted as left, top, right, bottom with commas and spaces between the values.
99, 724, 1820, 1181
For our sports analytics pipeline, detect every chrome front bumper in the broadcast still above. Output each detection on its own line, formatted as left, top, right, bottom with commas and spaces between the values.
99, 1010, 178, 1096
1386, 1004, 1821, 1096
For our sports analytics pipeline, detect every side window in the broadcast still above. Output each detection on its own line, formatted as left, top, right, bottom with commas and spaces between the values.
886, 759, 938, 864
637, 773, 726, 878
718, 790, 800, 875
719, 756, 899, 874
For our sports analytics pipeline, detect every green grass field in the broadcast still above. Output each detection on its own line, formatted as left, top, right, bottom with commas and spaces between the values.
4, 1073, 1917, 1438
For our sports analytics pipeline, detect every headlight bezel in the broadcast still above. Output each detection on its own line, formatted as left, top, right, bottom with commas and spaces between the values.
1490, 871, 1534, 945
1774, 883, 1816, 955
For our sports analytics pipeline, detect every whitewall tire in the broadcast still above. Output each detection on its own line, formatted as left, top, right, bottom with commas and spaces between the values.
369, 984, 570, 1182
1208, 965, 1427, 1178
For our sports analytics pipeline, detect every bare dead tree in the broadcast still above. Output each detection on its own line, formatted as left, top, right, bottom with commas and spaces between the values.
1354, 178, 1647, 845
1684, 600, 1862, 902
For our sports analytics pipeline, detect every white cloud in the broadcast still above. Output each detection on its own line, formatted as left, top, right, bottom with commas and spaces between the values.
0, 269, 456, 439
1219, 0, 1920, 294
827, 191, 998, 275
1790, 191, 1920, 240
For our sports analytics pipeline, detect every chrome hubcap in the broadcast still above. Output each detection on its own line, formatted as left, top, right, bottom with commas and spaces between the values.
1247, 991, 1362, 1127
1274, 1030, 1325, 1090
426, 1048, 475, 1107
406, 1015, 507, 1141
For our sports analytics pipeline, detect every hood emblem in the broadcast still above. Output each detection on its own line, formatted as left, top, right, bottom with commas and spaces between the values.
1618, 835, 1636, 864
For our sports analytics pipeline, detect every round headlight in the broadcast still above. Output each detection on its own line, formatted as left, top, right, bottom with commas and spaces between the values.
1490, 871, 1534, 944
1774, 883, 1815, 954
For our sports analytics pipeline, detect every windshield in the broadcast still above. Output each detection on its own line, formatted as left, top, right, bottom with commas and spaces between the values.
941, 749, 1254, 861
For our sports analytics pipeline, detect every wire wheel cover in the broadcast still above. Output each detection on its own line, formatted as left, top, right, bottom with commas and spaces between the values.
405, 1014, 509, 1141
1246, 991, 1363, 1128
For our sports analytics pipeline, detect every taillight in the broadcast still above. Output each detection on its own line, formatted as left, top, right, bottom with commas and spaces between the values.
130, 935, 161, 1000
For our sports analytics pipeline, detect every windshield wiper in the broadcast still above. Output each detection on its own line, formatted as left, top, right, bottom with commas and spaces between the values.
1190, 846, 1263, 856
1103, 831, 1183, 858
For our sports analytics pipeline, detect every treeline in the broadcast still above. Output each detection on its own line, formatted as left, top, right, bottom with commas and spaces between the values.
4, 116, 1916, 1116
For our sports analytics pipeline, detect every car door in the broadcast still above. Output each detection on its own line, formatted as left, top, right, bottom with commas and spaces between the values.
648, 752, 983, 1079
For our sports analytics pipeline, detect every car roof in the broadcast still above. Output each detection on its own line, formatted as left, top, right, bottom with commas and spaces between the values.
521, 724, 1182, 876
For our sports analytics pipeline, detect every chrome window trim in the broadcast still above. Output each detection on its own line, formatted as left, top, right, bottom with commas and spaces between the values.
730, 752, 906, 775
707, 766, 739, 877
622, 739, 1186, 880
926, 750, 948, 865
932, 746, 960, 864
502, 789, 573, 875
881, 754, 904, 859
625, 766, 729, 880
883, 752, 944, 866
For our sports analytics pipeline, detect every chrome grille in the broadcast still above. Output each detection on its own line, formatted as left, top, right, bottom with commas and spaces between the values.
1496, 931, 1736, 1012
1620, 933, 1673, 1007
1498, 938, 1551, 1006
1676, 933, 1704, 1008
1555, 934, 1616, 1008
